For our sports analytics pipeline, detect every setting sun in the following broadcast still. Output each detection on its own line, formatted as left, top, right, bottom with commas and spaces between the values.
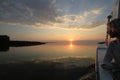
69, 38, 73, 42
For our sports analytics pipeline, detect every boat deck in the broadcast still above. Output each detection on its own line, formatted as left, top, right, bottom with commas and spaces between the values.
96, 43, 113, 80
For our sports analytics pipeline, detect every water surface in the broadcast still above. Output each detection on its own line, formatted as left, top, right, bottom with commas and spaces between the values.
0, 41, 97, 64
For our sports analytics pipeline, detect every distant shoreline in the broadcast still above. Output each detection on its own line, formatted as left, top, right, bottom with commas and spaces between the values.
0, 35, 46, 47
10, 40, 46, 47
0, 36, 46, 51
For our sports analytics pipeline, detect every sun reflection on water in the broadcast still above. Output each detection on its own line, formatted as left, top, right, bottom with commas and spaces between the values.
70, 43, 73, 48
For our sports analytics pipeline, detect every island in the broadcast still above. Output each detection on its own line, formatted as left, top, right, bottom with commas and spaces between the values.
0, 35, 46, 51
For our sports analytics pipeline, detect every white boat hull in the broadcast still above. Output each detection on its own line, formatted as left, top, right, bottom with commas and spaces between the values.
96, 44, 113, 80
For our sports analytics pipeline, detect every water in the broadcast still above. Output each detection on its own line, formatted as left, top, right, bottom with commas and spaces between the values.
0, 41, 97, 64
0, 41, 97, 80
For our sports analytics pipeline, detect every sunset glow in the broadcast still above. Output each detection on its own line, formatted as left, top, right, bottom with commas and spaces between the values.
0, 0, 114, 41
0, 0, 116, 80
70, 38, 73, 42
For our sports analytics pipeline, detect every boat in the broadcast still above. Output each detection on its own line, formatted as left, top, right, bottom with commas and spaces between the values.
96, 0, 120, 80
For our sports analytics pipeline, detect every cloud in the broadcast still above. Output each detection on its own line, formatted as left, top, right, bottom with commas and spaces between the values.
0, 0, 105, 29
53, 8, 105, 29
91, 8, 103, 15
0, 0, 59, 25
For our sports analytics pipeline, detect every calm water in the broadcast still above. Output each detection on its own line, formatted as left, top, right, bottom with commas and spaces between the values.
0, 41, 97, 64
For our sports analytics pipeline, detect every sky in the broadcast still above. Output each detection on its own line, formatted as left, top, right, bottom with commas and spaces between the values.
0, 0, 115, 41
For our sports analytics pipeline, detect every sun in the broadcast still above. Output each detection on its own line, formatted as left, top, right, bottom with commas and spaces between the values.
69, 38, 73, 42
